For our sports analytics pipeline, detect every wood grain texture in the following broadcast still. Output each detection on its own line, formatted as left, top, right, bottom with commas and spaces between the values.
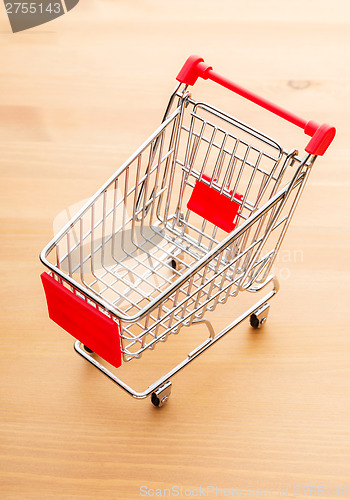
1, 1, 349, 498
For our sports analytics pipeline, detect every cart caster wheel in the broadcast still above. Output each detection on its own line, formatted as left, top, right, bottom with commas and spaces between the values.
250, 303, 270, 330
84, 345, 94, 353
170, 259, 177, 270
151, 381, 172, 407
249, 314, 260, 329
151, 393, 162, 407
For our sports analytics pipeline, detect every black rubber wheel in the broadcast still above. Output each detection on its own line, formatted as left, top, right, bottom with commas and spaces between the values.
249, 314, 260, 329
170, 259, 177, 270
84, 345, 94, 353
151, 392, 160, 407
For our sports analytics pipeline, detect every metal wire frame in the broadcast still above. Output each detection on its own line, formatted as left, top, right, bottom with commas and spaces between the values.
41, 84, 316, 365
74, 275, 280, 400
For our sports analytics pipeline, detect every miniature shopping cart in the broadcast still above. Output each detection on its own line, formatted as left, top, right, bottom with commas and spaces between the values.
40, 56, 335, 407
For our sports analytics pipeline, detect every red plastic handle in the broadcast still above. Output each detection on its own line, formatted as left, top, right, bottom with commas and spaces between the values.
176, 55, 336, 156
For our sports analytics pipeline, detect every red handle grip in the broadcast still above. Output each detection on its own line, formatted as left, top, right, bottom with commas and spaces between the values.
176, 55, 335, 156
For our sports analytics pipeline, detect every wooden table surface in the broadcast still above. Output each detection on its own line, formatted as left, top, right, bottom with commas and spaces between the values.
1, 1, 349, 498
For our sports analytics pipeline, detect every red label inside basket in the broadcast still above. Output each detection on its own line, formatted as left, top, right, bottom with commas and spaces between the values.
187, 175, 243, 232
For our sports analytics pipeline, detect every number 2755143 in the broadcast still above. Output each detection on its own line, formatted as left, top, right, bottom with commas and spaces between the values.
5, 3, 62, 14
293, 486, 348, 497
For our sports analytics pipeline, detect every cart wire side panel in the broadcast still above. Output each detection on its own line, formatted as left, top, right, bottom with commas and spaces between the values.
40, 56, 335, 406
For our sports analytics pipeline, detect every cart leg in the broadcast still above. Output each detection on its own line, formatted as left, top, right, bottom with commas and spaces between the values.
151, 381, 172, 407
